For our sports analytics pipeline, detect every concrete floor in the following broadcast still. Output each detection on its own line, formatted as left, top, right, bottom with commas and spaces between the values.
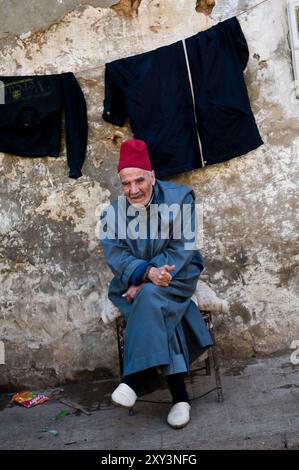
0, 354, 298, 450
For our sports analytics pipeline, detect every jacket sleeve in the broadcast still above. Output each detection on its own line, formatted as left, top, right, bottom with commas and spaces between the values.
101, 236, 147, 289
148, 192, 204, 278
225, 17, 249, 71
99, 205, 146, 289
63, 72, 88, 179
102, 63, 128, 126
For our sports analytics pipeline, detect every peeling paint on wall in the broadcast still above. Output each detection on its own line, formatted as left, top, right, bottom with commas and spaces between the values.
195, 0, 216, 16
111, 0, 142, 17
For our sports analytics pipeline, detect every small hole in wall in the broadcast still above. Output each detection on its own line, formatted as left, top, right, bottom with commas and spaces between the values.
195, 0, 216, 16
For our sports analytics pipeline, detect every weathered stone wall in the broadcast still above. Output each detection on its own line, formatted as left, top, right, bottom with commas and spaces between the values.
0, 0, 298, 388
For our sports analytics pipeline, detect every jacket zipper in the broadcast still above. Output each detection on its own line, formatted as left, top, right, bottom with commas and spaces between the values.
182, 39, 205, 168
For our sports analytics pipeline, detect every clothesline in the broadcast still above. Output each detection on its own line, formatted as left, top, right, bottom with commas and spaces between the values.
75, 0, 273, 76
226, 0, 272, 19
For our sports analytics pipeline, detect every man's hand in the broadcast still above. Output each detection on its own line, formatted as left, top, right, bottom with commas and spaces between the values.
122, 284, 144, 303
147, 265, 175, 287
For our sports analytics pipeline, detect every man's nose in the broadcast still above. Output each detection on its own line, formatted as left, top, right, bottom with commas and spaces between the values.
130, 184, 139, 194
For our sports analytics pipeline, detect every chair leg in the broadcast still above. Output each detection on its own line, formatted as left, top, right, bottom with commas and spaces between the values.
116, 316, 125, 379
210, 345, 224, 402
116, 318, 137, 415
204, 356, 211, 376
205, 311, 224, 403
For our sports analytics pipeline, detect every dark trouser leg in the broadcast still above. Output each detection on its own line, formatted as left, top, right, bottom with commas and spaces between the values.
122, 367, 162, 397
166, 373, 190, 405
122, 371, 190, 404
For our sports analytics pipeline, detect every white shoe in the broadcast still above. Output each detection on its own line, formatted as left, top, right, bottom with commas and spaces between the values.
111, 383, 137, 408
167, 402, 191, 429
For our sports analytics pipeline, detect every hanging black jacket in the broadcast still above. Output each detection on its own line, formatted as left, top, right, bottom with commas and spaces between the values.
0, 72, 88, 178
102, 16, 263, 178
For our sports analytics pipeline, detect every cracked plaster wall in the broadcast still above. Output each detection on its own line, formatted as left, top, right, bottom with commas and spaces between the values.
0, 0, 298, 388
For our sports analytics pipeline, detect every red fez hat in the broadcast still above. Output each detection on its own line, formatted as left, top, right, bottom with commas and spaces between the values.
118, 136, 152, 173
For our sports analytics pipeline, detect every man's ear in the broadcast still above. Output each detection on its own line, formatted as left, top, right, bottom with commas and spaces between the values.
151, 170, 156, 185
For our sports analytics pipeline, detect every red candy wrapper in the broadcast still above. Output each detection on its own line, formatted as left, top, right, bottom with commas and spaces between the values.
12, 391, 50, 408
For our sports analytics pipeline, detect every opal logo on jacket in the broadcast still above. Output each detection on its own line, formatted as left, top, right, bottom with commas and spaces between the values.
12, 89, 22, 100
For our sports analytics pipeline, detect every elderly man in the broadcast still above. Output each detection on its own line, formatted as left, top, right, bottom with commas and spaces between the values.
100, 137, 213, 429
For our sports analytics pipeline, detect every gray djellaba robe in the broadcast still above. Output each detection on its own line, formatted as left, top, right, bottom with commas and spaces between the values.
100, 179, 213, 395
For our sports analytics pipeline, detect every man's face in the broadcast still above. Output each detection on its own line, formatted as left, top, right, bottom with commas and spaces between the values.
119, 168, 155, 206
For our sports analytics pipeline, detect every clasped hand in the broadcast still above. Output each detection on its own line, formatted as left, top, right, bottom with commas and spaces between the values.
122, 264, 175, 302
147, 264, 175, 287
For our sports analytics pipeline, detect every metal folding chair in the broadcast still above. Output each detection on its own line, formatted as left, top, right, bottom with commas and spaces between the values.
115, 308, 224, 410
